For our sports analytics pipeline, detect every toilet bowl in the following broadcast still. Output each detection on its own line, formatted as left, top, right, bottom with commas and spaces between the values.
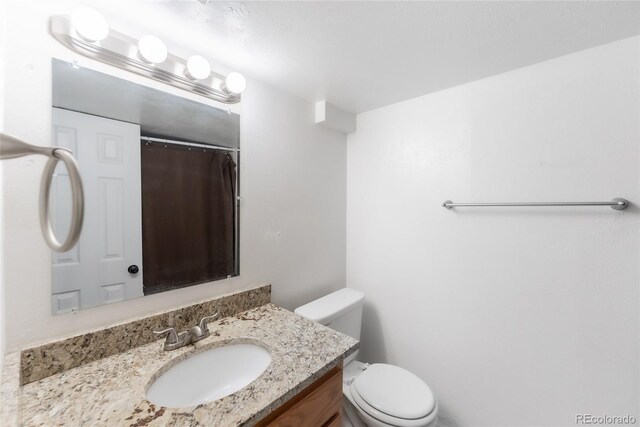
342, 361, 438, 427
295, 289, 438, 427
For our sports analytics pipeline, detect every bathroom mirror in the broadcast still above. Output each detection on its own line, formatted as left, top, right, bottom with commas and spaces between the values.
50, 59, 240, 314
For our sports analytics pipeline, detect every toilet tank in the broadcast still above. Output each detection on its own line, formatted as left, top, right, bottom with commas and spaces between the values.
294, 288, 364, 341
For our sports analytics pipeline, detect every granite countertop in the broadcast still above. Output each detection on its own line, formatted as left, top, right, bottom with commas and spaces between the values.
1, 304, 359, 426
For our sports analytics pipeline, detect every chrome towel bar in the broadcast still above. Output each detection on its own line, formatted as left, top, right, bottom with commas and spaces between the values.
1, 133, 84, 252
442, 198, 629, 210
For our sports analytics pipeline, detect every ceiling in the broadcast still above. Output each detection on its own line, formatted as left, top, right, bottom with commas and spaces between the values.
93, 1, 640, 114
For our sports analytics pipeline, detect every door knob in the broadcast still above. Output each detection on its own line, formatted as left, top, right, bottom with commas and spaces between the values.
128, 265, 139, 274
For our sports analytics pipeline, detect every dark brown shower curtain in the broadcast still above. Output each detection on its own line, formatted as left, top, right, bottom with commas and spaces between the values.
141, 141, 236, 295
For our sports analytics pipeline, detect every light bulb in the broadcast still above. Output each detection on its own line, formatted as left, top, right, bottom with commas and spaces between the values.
186, 55, 211, 80
224, 72, 246, 94
71, 7, 109, 42
138, 35, 168, 64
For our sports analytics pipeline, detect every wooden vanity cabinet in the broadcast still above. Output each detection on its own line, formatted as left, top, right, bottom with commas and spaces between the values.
257, 366, 343, 427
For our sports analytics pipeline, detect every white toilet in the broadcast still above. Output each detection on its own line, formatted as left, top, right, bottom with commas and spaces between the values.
295, 288, 438, 427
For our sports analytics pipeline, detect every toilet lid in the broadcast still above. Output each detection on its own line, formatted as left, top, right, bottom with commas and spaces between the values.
352, 364, 435, 420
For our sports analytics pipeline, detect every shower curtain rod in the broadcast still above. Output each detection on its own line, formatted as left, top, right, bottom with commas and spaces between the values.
143, 136, 238, 152
442, 198, 629, 210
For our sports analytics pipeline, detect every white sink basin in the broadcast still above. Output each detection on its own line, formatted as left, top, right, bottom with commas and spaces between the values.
146, 343, 272, 408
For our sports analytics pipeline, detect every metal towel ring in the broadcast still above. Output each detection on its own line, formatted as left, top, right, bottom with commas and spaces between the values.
40, 148, 84, 251
1, 133, 84, 252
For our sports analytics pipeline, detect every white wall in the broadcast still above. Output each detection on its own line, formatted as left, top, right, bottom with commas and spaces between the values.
347, 37, 639, 427
1, 2, 345, 351
0, 0, 6, 371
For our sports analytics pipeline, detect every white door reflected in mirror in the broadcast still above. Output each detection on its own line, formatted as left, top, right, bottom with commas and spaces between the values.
51, 108, 143, 314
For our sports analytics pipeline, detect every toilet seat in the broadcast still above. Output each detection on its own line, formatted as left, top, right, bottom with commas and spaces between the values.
349, 363, 437, 427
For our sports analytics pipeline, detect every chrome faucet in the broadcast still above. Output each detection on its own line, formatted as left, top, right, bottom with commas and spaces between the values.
154, 312, 220, 351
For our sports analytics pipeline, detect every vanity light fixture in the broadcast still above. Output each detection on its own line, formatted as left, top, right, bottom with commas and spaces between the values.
186, 55, 211, 80
71, 7, 109, 42
138, 35, 168, 64
49, 13, 241, 103
224, 72, 247, 94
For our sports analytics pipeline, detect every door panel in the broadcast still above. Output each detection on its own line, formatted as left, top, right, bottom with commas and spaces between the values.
51, 108, 143, 313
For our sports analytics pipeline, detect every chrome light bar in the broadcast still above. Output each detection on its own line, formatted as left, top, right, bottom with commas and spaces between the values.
49, 15, 241, 104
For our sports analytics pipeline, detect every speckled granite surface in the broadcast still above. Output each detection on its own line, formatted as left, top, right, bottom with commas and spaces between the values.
20, 285, 271, 385
2, 304, 358, 427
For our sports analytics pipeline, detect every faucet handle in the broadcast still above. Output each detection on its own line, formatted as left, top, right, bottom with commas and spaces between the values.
153, 327, 179, 345
199, 312, 220, 332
